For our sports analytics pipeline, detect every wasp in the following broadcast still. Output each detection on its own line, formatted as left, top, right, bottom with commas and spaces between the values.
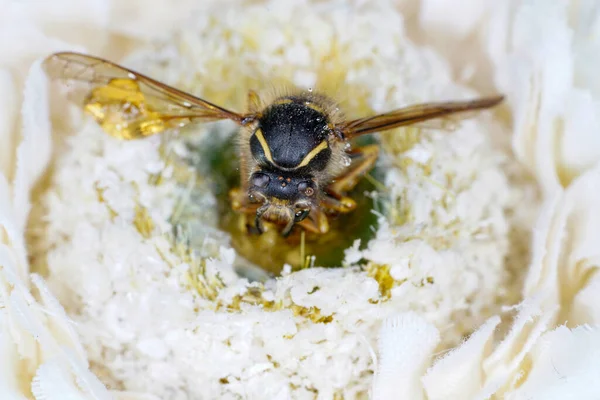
43, 52, 503, 238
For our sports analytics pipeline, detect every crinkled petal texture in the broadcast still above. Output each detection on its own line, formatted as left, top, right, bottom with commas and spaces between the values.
0, 1, 212, 399
371, 0, 600, 398
1, 0, 599, 400
420, 0, 600, 193
0, 64, 111, 400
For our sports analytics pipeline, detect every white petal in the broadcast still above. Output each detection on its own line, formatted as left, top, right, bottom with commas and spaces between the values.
372, 313, 440, 400
523, 163, 600, 320
423, 316, 500, 399
30, 274, 89, 364
0, 69, 17, 178
0, 314, 29, 400
481, 297, 557, 396
12, 59, 52, 235
505, 325, 600, 400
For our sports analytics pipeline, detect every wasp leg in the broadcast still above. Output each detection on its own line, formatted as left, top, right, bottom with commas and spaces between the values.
298, 207, 330, 234
325, 144, 379, 206
320, 194, 357, 214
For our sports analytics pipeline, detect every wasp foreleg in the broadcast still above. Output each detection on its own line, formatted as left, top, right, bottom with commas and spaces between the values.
297, 207, 330, 234
320, 194, 356, 214
326, 144, 379, 198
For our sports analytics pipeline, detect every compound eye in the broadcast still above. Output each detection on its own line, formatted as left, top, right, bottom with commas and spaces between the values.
251, 172, 270, 188
297, 181, 315, 197
294, 209, 310, 222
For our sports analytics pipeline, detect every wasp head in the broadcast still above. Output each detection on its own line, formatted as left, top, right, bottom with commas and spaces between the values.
248, 170, 318, 237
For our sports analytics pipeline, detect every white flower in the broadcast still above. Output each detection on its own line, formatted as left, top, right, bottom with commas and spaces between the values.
1, 0, 599, 399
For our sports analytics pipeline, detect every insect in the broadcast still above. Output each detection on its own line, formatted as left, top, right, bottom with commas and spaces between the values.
43, 52, 503, 238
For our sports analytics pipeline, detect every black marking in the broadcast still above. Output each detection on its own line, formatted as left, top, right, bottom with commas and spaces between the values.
249, 170, 316, 203
255, 101, 331, 169
294, 209, 310, 222
251, 172, 270, 188
250, 133, 268, 165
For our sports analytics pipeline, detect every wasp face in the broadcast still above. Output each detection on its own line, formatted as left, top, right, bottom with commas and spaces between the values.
245, 99, 332, 236
248, 170, 317, 236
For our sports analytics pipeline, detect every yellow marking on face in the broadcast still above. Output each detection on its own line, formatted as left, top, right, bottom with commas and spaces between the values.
254, 128, 274, 164
296, 140, 329, 169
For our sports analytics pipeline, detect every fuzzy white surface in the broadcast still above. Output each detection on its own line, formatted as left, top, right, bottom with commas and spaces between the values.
1, 0, 599, 400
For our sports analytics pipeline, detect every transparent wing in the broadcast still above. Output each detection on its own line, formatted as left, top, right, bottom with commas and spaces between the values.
338, 96, 504, 138
43, 52, 251, 139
